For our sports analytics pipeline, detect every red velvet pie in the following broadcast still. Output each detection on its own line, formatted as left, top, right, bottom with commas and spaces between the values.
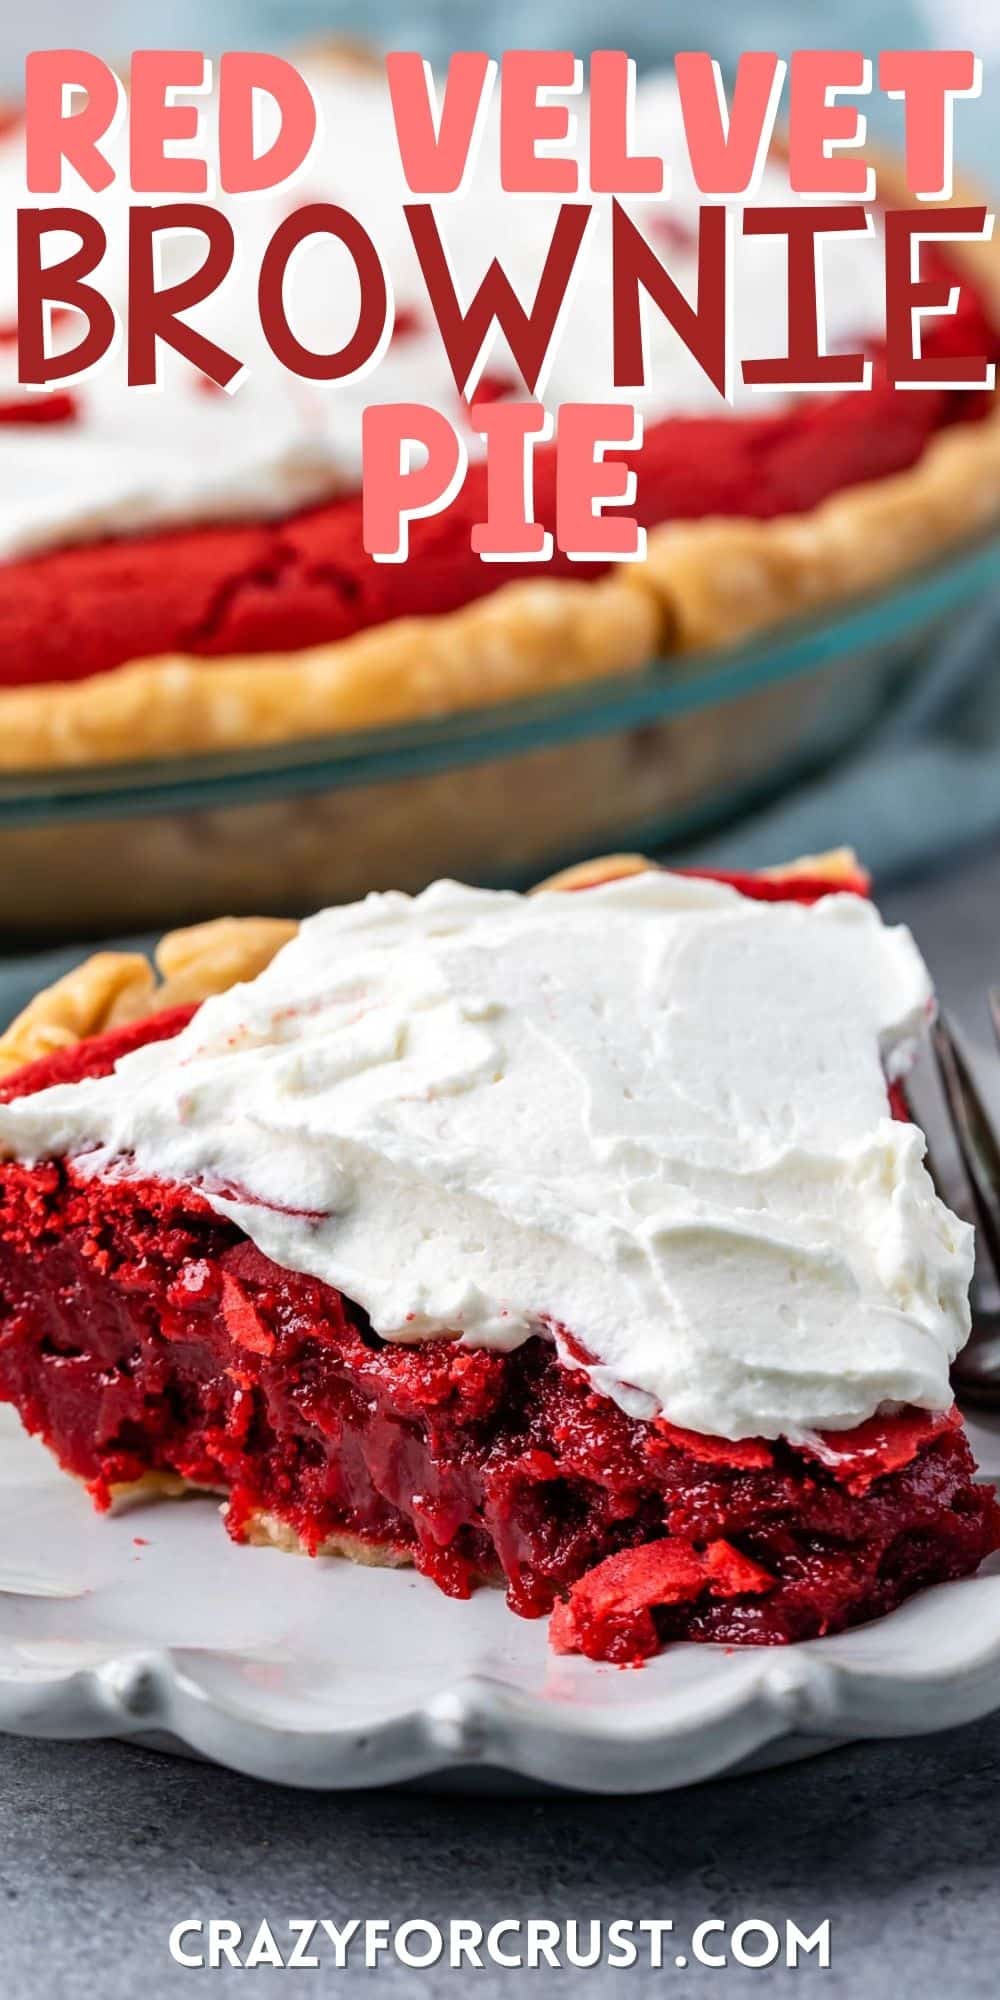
1, 857, 996, 1665
1, 53, 999, 773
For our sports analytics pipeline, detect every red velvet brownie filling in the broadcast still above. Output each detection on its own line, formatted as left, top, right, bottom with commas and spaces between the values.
0, 1149, 995, 1664
0, 866, 996, 1666
1, 252, 996, 692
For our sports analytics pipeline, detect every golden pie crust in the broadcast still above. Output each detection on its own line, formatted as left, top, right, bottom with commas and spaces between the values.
0, 573, 662, 771
0, 79, 998, 774
0, 847, 864, 1076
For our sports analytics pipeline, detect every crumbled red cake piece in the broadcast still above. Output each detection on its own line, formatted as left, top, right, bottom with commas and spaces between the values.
1, 253, 996, 692
550, 1536, 775, 1663
801, 1408, 964, 1494
0, 392, 79, 426
651, 1420, 775, 1470
0, 868, 996, 1664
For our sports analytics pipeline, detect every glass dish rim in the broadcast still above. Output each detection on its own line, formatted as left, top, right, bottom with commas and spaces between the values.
3, 524, 998, 828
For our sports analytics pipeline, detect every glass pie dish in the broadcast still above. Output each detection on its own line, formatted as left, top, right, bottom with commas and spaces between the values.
3, 527, 998, 940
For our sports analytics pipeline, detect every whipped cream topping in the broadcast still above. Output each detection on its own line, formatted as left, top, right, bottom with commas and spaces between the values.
0, 873, 971, 1442
0, 62, 887, 562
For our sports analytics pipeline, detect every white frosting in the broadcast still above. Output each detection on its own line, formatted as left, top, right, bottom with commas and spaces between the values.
0, 873, 971, 1442
0, 64, 887, 562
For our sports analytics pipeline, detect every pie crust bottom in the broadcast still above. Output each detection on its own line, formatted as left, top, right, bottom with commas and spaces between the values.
109, 1476, 419, 1571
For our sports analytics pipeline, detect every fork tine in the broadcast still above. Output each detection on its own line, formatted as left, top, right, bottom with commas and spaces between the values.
932, 1014, 1000, 1280
990, 988, 1000, 1059
921, 1121, 970, 1225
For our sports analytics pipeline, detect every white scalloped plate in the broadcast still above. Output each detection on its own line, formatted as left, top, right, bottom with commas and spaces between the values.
3, 1404, 1000, 1793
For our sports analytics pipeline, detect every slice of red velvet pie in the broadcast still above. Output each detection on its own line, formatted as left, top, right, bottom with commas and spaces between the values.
0, 856, 996, 1665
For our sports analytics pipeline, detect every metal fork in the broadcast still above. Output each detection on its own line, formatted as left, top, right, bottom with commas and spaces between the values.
920, 995, 1000, 1404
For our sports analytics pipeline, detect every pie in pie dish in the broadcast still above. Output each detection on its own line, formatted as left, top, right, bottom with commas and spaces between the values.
0, 850, 996, 1664
1, 53, 1000, 769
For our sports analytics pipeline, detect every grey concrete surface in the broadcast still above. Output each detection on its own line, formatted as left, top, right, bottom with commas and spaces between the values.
1, 838, 998, 2000
0, 1717, 998, 1998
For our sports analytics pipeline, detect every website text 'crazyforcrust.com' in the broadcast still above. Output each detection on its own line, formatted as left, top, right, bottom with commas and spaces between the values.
167, 1914, 832, 1971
